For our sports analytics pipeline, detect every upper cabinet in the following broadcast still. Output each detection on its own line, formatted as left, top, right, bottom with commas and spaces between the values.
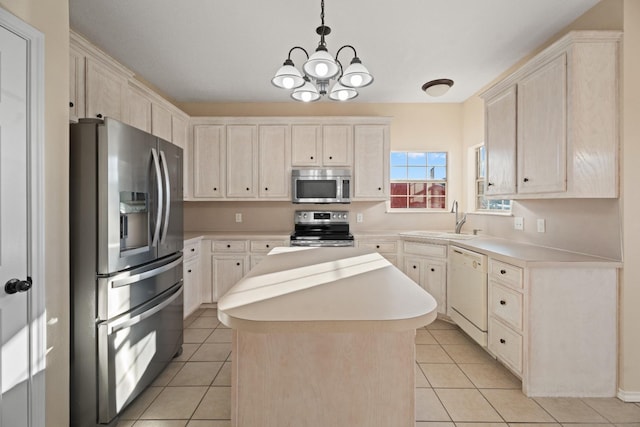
69, 46, 85, 122
188, 117, 390, 202
85, 57, 127, 121
291, 124, 353, 167
481, 31, 622, 199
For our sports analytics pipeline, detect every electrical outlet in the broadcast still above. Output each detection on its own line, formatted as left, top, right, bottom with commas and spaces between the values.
235, 213, 242, 223
514, 216, 524, 231
537, 218, 546, 233
356, 213, 363, 223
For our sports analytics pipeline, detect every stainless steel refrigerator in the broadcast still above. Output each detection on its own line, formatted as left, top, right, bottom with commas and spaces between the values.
70, 118, 184, 427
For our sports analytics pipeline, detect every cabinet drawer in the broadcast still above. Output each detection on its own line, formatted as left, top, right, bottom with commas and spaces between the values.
250, 240, 288, 253
489, 318, 523, 375
184, 241, 200, 260
489, 281, 523, 331
358, 241, 397, 253
212, 240, 248, 253
403, 241, 446, 258
489, 259, 523, 289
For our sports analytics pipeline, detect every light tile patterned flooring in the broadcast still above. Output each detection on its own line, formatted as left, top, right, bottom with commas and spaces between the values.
116, 306, 640, 426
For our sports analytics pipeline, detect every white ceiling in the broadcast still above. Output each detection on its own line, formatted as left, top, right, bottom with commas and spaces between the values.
69, 0, 600, 104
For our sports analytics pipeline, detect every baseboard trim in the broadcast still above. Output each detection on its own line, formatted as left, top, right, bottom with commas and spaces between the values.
617, 388, 640, 402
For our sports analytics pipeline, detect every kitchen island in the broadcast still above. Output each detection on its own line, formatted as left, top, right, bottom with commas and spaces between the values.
217, 247, 438, 427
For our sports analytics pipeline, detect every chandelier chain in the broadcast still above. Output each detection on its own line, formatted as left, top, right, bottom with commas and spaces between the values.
320, 0, 325, 26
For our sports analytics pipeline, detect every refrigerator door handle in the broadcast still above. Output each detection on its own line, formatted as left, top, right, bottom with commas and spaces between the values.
108, 254, 183, 288
104, 283, 183, 334
159, 149, 171, 244
150, 148, 163, 248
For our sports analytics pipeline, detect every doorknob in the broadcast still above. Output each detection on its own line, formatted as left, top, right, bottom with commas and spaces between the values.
5, 277, 32, 294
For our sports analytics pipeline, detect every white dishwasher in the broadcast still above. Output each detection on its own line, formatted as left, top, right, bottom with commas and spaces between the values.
448, 246, 488, 347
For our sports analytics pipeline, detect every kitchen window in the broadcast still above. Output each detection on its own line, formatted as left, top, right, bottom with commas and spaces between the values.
390, 151, 447, 209
475, 145, 511, 212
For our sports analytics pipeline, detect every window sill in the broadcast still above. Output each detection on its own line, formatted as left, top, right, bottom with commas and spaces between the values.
468, 210, 513, 217
385, 207, 448, 214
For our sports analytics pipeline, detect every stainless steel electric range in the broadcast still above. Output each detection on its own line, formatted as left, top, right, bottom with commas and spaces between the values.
290, 210, 354, 247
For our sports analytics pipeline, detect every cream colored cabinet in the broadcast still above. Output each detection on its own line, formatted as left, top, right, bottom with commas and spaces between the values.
210, 239, 249, 302
193, 125, 225, 199
487, 259, 524, 375
481, 31, 621, 199
85, 57, 127, 121
291, 125, 321, 166
402, 241, 447, 315
226, 125, 258, 198
517, 54, 567, 194
259, 125, 291, 199
484, 86, 517, 196
291, 124, 352, 167
152, 102, 173, 142
172, 114, 190, 199
249, 239, 289, 268
69, 46, 85, 122
353, 125, 389, 200
356, 237, 398, 267
125, 84, 152, 132
183, 239, 203, 318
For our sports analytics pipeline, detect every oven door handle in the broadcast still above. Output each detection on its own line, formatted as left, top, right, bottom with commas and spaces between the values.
103, 283, 183, 334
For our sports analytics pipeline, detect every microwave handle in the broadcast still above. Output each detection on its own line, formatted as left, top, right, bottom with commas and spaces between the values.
159, 149, 171, 244
150, 148, 163, 248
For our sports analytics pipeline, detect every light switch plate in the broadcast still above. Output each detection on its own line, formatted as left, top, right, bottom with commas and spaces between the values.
356, 213, 363, 223
235, 213, 242, 223
537, 218, 546, 233
514, 216, 524, 230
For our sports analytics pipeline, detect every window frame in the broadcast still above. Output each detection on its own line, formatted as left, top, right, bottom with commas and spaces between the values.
388, 151, 449, 211
474, 144, 512, 214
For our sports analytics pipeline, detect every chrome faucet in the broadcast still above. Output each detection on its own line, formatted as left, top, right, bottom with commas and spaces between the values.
450, 200, 467, 234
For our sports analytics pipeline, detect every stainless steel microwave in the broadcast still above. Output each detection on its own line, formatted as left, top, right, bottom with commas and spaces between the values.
291, 169, 351, 204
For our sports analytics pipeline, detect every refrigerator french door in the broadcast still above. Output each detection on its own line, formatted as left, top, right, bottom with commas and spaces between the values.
70, 118, 184, 427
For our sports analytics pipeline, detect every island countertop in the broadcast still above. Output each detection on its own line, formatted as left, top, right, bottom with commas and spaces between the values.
217, 247, 438, 333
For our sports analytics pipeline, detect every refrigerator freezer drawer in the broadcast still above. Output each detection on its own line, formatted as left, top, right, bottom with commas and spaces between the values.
97, 283, 183, 424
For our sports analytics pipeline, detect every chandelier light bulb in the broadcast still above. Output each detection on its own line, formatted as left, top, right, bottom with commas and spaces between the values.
282, 77, 295, 89
301, 92, 312, 102
349, 74, 363, 87
338, 90, 349, 101
315, 63, 329, 77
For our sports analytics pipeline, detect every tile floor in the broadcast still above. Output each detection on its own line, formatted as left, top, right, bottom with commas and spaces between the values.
116, 306, 640, 426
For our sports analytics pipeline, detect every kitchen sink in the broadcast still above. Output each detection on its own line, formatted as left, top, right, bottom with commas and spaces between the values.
399, 231, 477, 240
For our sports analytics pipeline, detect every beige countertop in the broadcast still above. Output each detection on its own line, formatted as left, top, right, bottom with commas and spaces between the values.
185, 230, 620, 268
217, 247, 438, 333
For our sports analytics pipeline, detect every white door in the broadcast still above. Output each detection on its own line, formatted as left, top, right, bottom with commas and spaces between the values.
0, 23, 31, 426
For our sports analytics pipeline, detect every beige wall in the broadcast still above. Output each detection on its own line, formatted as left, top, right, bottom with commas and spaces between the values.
620, 0, 640, 398
0, 0, 70, 424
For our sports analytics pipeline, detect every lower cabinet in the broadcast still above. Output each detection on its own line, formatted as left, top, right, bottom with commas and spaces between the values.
401, 240, 447, 315
212, 256, 247, 302
183, 238, 203, 318
356, 237, 398, 267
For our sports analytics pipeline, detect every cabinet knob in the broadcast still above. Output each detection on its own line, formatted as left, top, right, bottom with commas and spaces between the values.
69, 101, 74, 108
187, 269, 192, 273
236, 262, 241, 266
310, 156, 314, 160
500, 300, 506, 305
329, 156, 333, 160
523, 177, 529, 183
500, 269, 507, 275
378, 187, 382, 191
376, 245, 380, 249
499, 338, 506, 344
227, 244, 231, 248
430, 268, 435, 272
266, 244, 270, 248
487, 182, 494, 187
96, 113, 103, 118
190, 248, 195, 252
246, 187, 250, 191
413, 265, 417, 269
264, 187, 268, 191
213, 187, 217, 191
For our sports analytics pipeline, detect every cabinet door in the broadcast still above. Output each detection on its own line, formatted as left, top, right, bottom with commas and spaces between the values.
353, 125, 389, 199
485, 86, 517, 196
323, 125, 353, 166
125, 85, 152, 132
172, 115, 190, 199
423, 259, 446, 315
227, 125, 258, 198
69, 47, 85, 121
291, 125, 321, 166
404, 257, 423, 288
212, 256, 246, 301
517, 54, 567, 194
152, 102, 173, 142
193, 125, 225, 198
85, 58, 125, 120
183, 258, 201, 318
259, 125, 290, 198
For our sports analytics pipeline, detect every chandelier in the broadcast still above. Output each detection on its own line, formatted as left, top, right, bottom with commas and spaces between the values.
271, 0, 374, 102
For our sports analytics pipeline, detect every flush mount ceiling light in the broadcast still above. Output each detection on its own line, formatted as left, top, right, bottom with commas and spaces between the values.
422, 79, 454, 97
271, 0, 373, 102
